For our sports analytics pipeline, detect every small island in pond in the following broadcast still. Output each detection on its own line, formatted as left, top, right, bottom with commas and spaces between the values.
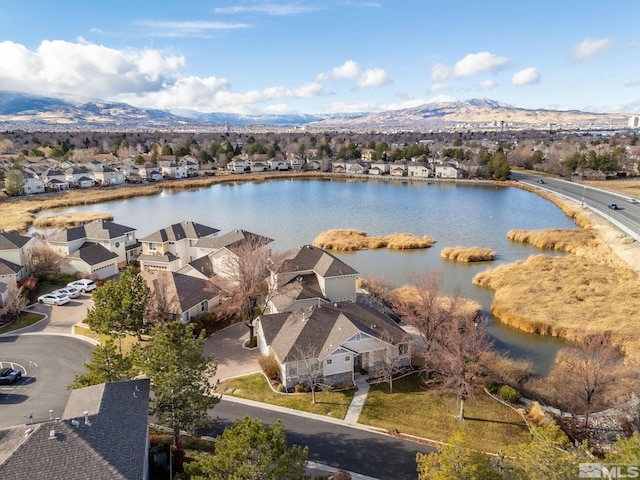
441, 246, 496, 262
33, 212, 114, 230
313, 229, 435, 251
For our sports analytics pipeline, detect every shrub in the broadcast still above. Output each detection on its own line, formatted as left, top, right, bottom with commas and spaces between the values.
485, 381, 500, 394
294, 383, 306, 393
275, 383, 285, 393
499, 384, 521, 403
258, 353, 279, 379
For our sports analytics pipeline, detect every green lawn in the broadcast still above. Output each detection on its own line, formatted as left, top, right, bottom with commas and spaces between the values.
217, 373, 354, 419
359, 375, 530, 453
0, 311, 45, 334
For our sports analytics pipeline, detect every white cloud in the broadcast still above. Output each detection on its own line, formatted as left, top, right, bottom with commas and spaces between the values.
136, 20, 249, 37
572, 38, 613, 62
329, 60, 391, 88
511, 67, 540, 86
429, 83, 449, 92
344, 1, 382, 7
431, 51, 510, 80
356, 68, 391, 88
0, 40, 185, 98
477, 80, 497, 91
426, 94, 456, 104
213, 4, 320, 15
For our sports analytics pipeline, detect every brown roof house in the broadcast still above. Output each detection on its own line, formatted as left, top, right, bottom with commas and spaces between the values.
0, 378, 151, 480
140, 270, 222, 324
257, 301, 411, 389
266, 245, 359, 314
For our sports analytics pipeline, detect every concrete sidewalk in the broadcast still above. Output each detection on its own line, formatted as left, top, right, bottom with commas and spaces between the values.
344, 374, 371, 424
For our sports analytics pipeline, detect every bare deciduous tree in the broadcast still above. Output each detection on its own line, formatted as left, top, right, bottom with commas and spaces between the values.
547, 334, 622, 427
294, 345, 326, 404
28, 235, 64, 278
2, 285, 28, 323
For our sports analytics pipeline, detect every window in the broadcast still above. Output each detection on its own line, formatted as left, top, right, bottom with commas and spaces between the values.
200, 300, 208, 312
326, 359, 333, 365
288, 365, 297, 376
398, 343, 409, 355
345, 355, 351, 362
148, 242, 157, 252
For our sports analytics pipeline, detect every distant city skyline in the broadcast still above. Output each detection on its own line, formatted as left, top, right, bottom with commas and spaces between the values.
1, 1, 639, 116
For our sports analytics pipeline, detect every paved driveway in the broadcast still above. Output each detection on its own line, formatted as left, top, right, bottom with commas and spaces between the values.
203, 322, 261, 381
15, 294, 94, 335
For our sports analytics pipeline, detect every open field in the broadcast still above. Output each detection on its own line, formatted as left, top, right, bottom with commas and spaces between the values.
359, 375, 530, 453
313, 229, 435, 251
440, 246, 495, 262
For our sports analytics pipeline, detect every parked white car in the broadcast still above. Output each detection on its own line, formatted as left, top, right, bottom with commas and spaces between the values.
38, 293, 70, 306
54, 286, 81, 298
67, 279, 97, 293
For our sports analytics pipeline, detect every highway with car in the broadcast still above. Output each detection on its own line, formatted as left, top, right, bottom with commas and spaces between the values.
511, 171, 640, 240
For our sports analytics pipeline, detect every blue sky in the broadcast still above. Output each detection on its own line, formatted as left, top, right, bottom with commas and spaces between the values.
1, 1, 639, 115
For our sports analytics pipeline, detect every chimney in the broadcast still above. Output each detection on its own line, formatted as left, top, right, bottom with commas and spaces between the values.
83, 411, 91, 426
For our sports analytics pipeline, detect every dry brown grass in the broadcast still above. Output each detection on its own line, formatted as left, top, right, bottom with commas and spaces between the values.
585, 179, 640, 199
32, 211, 114, 229
313, 229, 435, 251
507, 228, 598, 253
441, 246, 496, 262
392, 284, 482, 316
473, 251, 640, 354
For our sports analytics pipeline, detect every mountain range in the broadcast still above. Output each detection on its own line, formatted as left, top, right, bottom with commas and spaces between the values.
0, 91, 632, 131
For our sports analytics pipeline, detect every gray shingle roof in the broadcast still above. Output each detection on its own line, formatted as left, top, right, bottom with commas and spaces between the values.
140, 221, 219, 243
269, 273, 325, 311
141, 270, 221, 314
0, 378, 150, 480
47, 219, 135, 243
0, 232, 31, 250
195, 229, 272, 253
260, 301, 409, 363
276, 245, 358, 277
0, 258, 23, 275
68, 242, 119, 266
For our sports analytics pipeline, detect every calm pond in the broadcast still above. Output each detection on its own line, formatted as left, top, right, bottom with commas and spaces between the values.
38, 178, 578, 372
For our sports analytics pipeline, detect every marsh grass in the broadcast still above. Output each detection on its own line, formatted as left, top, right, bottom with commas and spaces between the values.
441, 246, 496, 262
507, 228, 597, 253
392, 284, 482, 315
359, 375, 530, 453
32, 211, 114, 229
314, 229, 435, 251
216, 373, 354, 419
473, 252, 640, 352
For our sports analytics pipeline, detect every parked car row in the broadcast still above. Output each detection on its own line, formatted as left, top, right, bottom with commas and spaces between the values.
36, 279, 97, 306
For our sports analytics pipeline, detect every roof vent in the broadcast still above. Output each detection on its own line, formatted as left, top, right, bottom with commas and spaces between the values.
71, 419, 80, 428
83, 411, 91, 426
48, 429, 57, 440
24, 428, 33, 436
333, 303, 338, 308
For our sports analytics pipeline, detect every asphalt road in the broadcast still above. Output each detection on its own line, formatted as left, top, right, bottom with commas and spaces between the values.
511, 171, 640, 238
0, 335, 93, 428
199, 397, 435, 480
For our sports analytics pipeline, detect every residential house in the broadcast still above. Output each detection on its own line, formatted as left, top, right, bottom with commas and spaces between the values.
267, 245, 358, 314
139, 164, 163, 182
250, 161, 268, 173
93, 167, 125, 186
360, 148, 375, 162
306, 159, 322, 171
407, 163, 432, 178
434, 161, 462, 179
268, 158, 288, 171
65, 166, 93, 187
141, 270, 222, 323
63, 243, 120, 279
21, 173, 45, 195
0, 232, 32, 285
257, 301, 412, 389
86, 159, 105, 172
41, 169, 69, 191
227, 158, 247, 174
0, 378, 151, 480
159, 161, 187, 179
288, 155, 303, 171
191, 229, 273, 281
390, 164, 407, 177
49, 219, 140, 266
331, 161, 347, 173
138, 221, 219, 272
369, 162, 390, 175
179, 156, 200, 177
345, 160, 369, 175
77, 176, 96, 189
